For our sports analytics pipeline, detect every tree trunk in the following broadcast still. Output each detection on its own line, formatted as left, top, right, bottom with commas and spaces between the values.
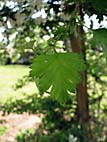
70, 8, 89, 124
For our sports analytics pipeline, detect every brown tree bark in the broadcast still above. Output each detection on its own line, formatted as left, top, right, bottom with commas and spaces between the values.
70, 34, 89, 124
70, 5, 89, 124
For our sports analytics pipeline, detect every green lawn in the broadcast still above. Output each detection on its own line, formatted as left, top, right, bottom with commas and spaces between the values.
0, 65, 38, 103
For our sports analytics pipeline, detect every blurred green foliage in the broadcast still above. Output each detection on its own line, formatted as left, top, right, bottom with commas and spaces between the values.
0, 126, 8, 136
5, 95, 87, 142
16, 128, 36, 142
1, 92, 106, 142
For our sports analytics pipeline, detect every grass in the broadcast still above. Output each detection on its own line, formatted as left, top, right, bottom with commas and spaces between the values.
0, 65, 38, 103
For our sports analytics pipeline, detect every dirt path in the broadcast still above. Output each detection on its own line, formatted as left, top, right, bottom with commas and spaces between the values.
0, 112, 41, 142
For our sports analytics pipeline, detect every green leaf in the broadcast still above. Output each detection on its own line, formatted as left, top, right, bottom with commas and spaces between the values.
30, 53, 86, 104
53, 26, 69, 41
92, 28, 107, 58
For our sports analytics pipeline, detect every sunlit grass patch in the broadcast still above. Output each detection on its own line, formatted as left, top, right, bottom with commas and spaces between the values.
0, 65, 38, 103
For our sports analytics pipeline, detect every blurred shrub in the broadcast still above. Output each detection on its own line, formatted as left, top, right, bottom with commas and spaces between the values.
15, 123, 88, 142
14, 75, 33, 90
16, 128, 36, 142
0, 126, 8, 136
1, 94, 41, 114
2, 94, 91, 142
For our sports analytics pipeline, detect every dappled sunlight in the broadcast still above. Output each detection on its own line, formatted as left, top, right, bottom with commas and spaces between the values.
0, 112, 42, 142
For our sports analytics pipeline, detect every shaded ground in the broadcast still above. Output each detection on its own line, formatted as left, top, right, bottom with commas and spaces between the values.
0, 112, 41, 142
